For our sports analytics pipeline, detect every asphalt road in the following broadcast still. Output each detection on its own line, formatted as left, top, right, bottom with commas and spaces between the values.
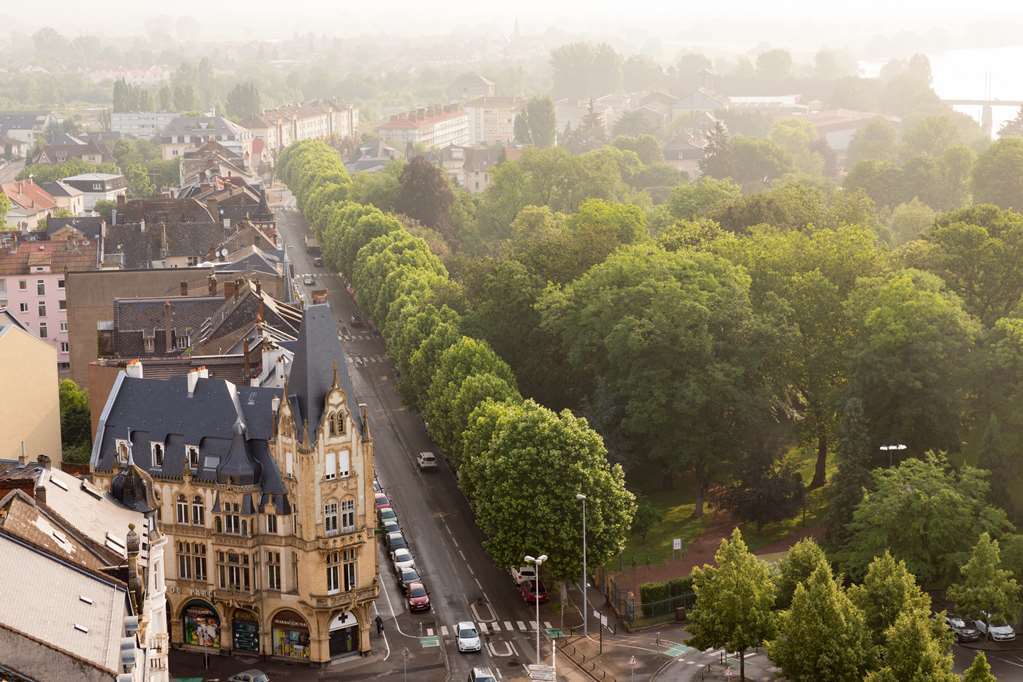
0, 159, 25, 184
278, 203, 559, 682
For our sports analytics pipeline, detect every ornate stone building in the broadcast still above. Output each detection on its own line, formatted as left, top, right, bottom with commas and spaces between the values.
89, 303, 379, 664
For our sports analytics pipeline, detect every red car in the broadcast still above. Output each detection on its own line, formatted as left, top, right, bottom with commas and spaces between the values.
519, 580, 549, 604
375, 492, 390, 510
407, 582, 431, 612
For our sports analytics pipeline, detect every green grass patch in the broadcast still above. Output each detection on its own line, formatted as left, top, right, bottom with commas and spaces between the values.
617, 485, 708, 567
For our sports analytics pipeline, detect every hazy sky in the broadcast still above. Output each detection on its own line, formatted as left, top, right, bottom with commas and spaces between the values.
7, 0, 1023, 40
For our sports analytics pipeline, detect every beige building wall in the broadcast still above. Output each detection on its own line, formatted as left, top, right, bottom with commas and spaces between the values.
0, 321, 62, 464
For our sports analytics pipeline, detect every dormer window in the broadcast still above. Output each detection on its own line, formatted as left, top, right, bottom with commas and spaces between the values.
186, 445, 200, 469
152, 442, 164, 467
115, 439, 129, 464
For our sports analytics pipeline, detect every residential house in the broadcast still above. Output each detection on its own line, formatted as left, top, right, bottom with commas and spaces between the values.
663, 136, 708, 177
0, 238, 102, 370
110, 112, 179, 140
158, 116, 253, 165
0, 458, 169, 681
40, 180, 86, 216
31, 138, 111, 166
0, 310, 61, 462
0, 111, 52, 158
89, 303, 379, 662
344, 141, 401, 174
65, 266, 290, 392
426, 145, 515, 194
45, 216, 106, 242
463, 97, 521, 146
449, 73, 495, 99
179, 141, 260, 190
62, 173, 128, 212
377, 105, 470, 151
794, 109, 900, 162
248, 101, 358, 160
728, 95, 808, 114
555, 98, 615, 136
1, 179, 58, 230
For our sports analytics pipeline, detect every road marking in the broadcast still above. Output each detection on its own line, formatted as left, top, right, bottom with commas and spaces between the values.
544, 621, 553, 629
530, 620, 538, 630
517, 621, 527, 631
470, 601, 497, 623
372, 602, 391, 661
504, 621, 514, 631
458, 549, 466, 560
440, 625, 449, 637
487, 641, 516, 657
490, 621, 501, 631
478, 622, 489, 635
474, 578, 484, 590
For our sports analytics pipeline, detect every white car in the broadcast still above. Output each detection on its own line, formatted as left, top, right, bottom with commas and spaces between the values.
976, 613, 1017, 641
227, 671, 269, 682
456, 621, 481, 653
392, 548, 416, 573
511, 565, 536, 585
303, 274, 315, 286
417, 451, 438, 470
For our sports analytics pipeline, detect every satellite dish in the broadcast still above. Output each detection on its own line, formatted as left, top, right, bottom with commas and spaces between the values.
220, 248, 228, 258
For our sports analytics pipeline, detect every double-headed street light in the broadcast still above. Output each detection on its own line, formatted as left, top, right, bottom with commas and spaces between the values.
525, 553, 548, 663
879, 443, 908, 467
576, 492, 588, 638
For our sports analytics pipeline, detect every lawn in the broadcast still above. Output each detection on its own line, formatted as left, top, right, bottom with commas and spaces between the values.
618, 444, 834, 568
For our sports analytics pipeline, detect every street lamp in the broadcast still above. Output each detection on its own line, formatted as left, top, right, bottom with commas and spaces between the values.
879, 443, 908, 467
576, 492, 588, 638
525, 553, 548, 664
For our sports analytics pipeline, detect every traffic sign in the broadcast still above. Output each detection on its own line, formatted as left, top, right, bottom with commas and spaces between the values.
672, 538, 682, 551
545, 627, 563, 638
420, 635, 440, 648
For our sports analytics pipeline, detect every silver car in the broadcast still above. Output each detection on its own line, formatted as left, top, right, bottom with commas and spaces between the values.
392, 547, 415, 573
456, 621, 481, 653
976, 613, 1016, 641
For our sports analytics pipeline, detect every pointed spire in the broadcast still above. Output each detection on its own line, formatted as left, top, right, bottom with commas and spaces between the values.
331, 359, 339, 389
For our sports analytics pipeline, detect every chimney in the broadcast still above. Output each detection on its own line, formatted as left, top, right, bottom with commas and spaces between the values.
180, 281, 188, 296
117, 194, 126, 209
242, 337, 251, 380
223, 279, 236, 300
34, 485, 46, 505
208, 273, 217, 296
186, 368, 199, 397
139, 219, 145, 234
234, 278, 243, 300
271, 395, 281, 413
125, 359, 143, 378
197, 366, 209, 379
18, 442, 25, 466
255, 280, 262, 296
37, 454, 51, 469
163, 300, 173, 353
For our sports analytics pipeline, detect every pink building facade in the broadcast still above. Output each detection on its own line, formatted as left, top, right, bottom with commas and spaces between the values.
0, 239, 100, 370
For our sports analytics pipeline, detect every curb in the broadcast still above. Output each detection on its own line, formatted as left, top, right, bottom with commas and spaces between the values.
957, 639, 1023, 653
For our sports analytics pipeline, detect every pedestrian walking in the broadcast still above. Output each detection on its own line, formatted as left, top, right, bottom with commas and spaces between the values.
375, 615, 384, 635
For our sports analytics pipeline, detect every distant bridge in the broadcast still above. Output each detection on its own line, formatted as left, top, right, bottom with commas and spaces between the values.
940, 99, 1023, 107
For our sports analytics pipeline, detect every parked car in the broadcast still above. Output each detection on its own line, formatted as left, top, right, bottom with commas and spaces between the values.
945, 614, 981, 642
468, 667, 497, 682
373, 478, 383, 493
976, 613, 1016, 641
378, 507, 397, 525
519, 579, 549, 604
398, 566, 422, 593
228, 671, 269, 682
510, 566, 537, 585
381, 519, 400, 536
392, 548, 415, 573
303, 274, 315, 286
417, 451, 438, 470
375, 492, 391, 510
387, 532, 409, 557
456, 621, 481, 653
407, 582, 431, 612
313, 256, 324, 267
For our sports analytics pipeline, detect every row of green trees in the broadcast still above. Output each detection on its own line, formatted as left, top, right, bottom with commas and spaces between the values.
277, 140, 636, 581
689, 528, 1003, 681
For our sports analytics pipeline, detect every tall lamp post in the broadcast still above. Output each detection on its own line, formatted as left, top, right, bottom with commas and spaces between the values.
879, 443, 907, 467
525, 553, 548, 663
576, 493, 588, 638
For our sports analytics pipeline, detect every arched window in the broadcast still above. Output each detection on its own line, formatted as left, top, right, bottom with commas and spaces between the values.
152, 442, 164, 467
330, 411, 345, 437
176, 495, 188, 524
341, 498, 355, 533
191, 496, 204, 525
324, 501, 338, 535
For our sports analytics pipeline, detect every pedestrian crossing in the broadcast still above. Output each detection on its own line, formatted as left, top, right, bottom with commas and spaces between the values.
428, 620, 554, 637
339, 333, 377, 342
346, 354, 389, 366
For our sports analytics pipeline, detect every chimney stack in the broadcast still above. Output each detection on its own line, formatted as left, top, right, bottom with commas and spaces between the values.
180, 281, 188, 296
139, 219, 146, 234
34, 484, 46, 505
197, 366, 209, 379
208, 273, 217, 296
37, 454, 51, 469
187, 368, 199, 397
17, 442, 25, 466
125, 359, 143, 378
223, 279, 236, 300
163, 300, 173, 353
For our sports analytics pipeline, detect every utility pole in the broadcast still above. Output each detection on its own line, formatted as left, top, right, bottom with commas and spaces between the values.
576, 492, 588, 638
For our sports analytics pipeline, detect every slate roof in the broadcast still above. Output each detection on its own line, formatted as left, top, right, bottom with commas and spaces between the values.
104, 221, 228, 269
159, 116, 247, 141
288, 303, 362, 440
92, 372, 289, 511
44, 216, 104, 240
38, 180, 83, 199
214, 245, 280, 275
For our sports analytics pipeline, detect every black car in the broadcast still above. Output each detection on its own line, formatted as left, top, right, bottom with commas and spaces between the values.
398, 566, 422, 593
945, 614, 981, 642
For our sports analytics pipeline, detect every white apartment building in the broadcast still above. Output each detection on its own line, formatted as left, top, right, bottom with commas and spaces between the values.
464, 97, 521, 146
377, 106, 470, 151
